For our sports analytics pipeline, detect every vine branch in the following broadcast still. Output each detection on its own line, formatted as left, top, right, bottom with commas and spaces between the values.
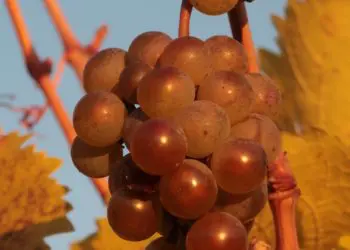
179, 0, 193, 37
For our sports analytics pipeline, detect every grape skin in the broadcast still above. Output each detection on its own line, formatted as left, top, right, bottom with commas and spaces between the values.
189, 0, 239, 15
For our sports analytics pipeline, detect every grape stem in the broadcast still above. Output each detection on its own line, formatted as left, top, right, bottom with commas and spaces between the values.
228, 1, 259, 73
267, 152, 301, 250
178, 0, 193, 37
5, 0, 110, 205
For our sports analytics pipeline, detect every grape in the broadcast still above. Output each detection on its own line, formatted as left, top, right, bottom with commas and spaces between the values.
230, 113, 282, 163
157, 36, 210, 86
114, 61, 152, 104
245, 73, 282, 119
186, 212, 248, 250
107, 189, 158, 241
213, 183, 268, 223
127, 31, 172, 67
172, 100, 230, 158
83, 48, 126, 93
108, 154, 160, 194
71, 137, 122, 178
189, 0, 239, 15
72, 91, 126, 147
159, 159, 218, 220
197, 71, 254, 125
204, 35, 248, 74
130, 118, 188, 176
137, 67, 196, 118
211, 138, 267, 194
146, 237, 177, 250
122, 108, 149, 148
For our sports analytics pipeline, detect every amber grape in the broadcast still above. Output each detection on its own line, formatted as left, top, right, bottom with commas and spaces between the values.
172, 100, 230, 158
158, 36, 210, 86
127, 31, 172, 67
197, 71, 254, 125
72, 91, 126, 147
211, 138, 267, 194
137, 67, 196, 118
186, 212, 248, 250
159, 159, 218, 220
122, 108, 149, 148
83, 48, 126, 93
189, 0, 239, 15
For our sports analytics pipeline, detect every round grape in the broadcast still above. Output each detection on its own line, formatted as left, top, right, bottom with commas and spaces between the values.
122, 108, 149, 148
204, 35, 248, 74
130, 118, 188, 176
230, 113, 282, 163
172, 100, 230, 158
211, 138, 267, 194
245, 73, 282, 119
127, 31, 172, 67
186, 212, 248, 250
71, 137, 122, 178
113, 61, 152, 104
83, 48, 126, 93
137, 67, 195, 118
107, 189, 158, 241
189, 0, 239, 15
108, 154, 160, 194
158, 36, 210, 86
159, 159, 218, 220
73, 91, 126, 147
197, 71, 254, 125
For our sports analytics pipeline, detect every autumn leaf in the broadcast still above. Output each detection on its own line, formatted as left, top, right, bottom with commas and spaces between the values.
251, 132, 350, 250
71, 218, 161, 250
259, 0, 350, 149
0, 132, 73, 249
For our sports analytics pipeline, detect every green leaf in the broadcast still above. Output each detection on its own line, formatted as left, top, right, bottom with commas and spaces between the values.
259, 0, 350, 151
0, 132, 73, 248
71, 218, 161, 250
251, 132, 350, 249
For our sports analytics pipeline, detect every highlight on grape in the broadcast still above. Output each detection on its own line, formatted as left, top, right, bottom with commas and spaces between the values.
70, 2, 284, 249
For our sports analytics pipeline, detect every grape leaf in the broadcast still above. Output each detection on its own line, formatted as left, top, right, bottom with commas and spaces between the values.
71, 218, 161, 250
259, 0, 350, 150
337, 236, 350, 250
251, 132, 350, 250
0, 132, 73, 248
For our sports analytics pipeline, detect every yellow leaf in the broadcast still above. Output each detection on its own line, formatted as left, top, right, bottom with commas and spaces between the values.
338, 236, 350, 250
0, 132, 73, 248
251, 132, 350, 250
71, 218, 161, 250
259, 0, 350, 150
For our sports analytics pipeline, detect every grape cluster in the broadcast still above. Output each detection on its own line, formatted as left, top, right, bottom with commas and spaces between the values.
71, 31, 282, 250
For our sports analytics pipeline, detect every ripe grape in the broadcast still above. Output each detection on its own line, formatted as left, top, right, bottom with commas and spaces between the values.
108, 154, 159, 194
71, 137, 122, 178
211, 138, 267, 194
159, 159, 218, 220
197, 71, 254, 125
73, 91, 126, 147
146, 237, 177, 250
137, 67, 196, 118
214, 183, 268, 223
83, 48, 126, 93
127, 31, 172, 67
158, 36, 210, 86
107, 189, 158, 241
130, 118, 188, 176
122, 108, 149, 148
172, 100, 230, 158
245, 73, 282, 119
204, 35, 248, 74
113, 61, 152, 104
186, 212, 248, 250
230, 113, 282, 163
189, 0, 239, 15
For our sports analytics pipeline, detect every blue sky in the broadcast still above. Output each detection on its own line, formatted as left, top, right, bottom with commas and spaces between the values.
0, 1, 286, 249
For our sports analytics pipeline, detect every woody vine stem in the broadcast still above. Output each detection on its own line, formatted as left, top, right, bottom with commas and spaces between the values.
179, 0, 300, 249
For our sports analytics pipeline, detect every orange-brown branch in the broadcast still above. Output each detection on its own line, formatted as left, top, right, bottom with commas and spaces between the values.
179, 0, 193, 37
228, 2, 259, 73
5, 0, 110, 205
42, 0, 108, 82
